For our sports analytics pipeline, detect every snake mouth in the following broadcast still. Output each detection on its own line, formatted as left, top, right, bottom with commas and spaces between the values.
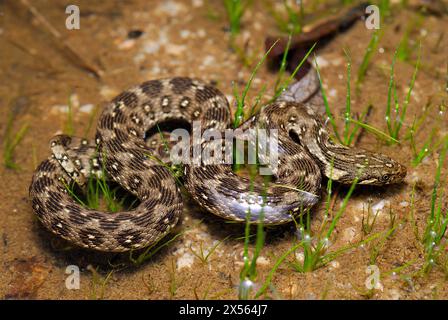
357, 178, 381, 185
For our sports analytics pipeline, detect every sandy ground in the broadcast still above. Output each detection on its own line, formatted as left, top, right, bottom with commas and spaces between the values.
0, 0, 447, 299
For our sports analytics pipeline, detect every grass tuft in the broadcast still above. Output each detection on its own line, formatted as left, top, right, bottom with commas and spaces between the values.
407, 101, 448, 167
3, 97, 30, 170
64, 152, 135, 213
224, 0, 250, 39
189, 236, 229, 265
255, 165, 384, 298
87, 265, 113, 300
356, 30, 381, 92
361, 200, 380, 236
385, 44, 421, 144
289, 167, 361, 273
64, 94, 75, 136
233, 39, 279, 128
420, 140, 448, 274
238, 174, 267, 299
264, 0, 304, 35
315, 54, 395, 146
130, 231, 185, 266
271, 42, 317, 102
3, 115, 28, 170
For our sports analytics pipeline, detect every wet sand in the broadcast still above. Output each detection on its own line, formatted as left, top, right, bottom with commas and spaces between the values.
1, 0, 447, 299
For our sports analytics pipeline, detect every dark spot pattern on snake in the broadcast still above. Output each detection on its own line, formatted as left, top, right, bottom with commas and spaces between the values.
29, 75, 406, 252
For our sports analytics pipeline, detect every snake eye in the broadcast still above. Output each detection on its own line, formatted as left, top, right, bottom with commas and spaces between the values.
381, 174, 390, 182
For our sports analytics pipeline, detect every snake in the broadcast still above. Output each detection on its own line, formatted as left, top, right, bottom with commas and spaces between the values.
29, 69, 407, 252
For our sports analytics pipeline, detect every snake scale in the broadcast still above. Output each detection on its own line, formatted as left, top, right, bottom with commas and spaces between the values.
29, 69, 407, 252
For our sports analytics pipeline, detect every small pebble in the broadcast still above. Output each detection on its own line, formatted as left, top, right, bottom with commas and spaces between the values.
143, 41, 161, 54
342, 227, 356, 243
388, 288, 401, 300
179, 30, 190, 39
177, 252, 195, 270
79, 104, 95, 114
295, 251, 304, 262
197, 29, 206, 38
51, 105, 69, 114
133, 52, 146, 64
399, 201, 409, 208
69, 93, 80, 109
314, 56, 329, 68
150, 65, 161, 75
202, 55, 215, 67
283, 283, 299, 296
256, 256, 270, 267
156, 1, 185, 16
165, 43, 186, 56
192, 0, 203, 7
100, 86, 118, 100
118, 39, 136, 50
330, 261, 340, 269
330, 57, 343, 66
305, 292, 317, 300
372, 200, 390, 213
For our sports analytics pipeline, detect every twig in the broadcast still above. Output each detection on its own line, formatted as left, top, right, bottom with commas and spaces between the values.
18, 0, 103, 79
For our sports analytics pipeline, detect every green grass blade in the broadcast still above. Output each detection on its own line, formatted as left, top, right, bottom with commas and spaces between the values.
393, 43, 421, 139
386, 50, 398, 137
348, 118, 399, 144
356, 30, 381, 91
343, 49, 352, 145
315, 54, 342, 144
273, 42, 317, 102
233, 39, 279, 127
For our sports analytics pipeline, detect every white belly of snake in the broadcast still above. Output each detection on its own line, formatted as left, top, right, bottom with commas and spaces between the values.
29, 75, 406, 252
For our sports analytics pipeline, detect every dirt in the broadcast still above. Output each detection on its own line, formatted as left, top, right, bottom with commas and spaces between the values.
0, 0, 447, 300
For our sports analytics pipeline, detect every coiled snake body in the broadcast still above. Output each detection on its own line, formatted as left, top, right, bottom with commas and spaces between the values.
29, 72, 406, 252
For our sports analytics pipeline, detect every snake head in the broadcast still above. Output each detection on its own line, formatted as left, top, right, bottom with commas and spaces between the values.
356, 153, 407, 186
